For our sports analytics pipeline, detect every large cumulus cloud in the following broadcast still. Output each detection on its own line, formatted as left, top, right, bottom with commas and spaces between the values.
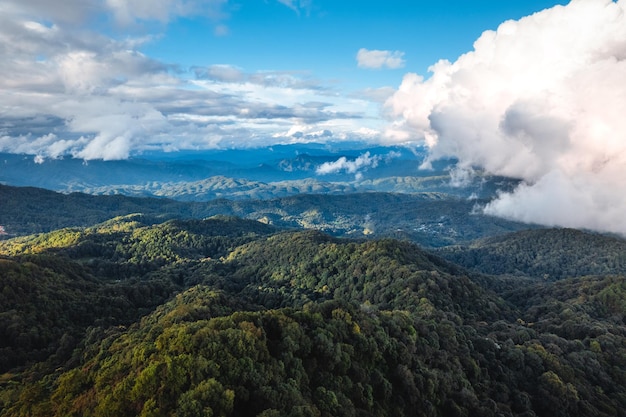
386, 0, 626, 234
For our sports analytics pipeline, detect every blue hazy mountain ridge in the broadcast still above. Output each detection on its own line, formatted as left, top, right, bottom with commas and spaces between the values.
0, 143, 513, 200
1, 143, 423, 187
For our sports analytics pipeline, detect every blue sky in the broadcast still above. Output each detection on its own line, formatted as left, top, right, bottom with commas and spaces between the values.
142, 1, 568, 90
0, 0, 569, 160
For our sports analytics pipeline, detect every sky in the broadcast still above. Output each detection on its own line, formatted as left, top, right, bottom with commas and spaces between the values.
1, 0, 569, 160
2, 0, 626, 235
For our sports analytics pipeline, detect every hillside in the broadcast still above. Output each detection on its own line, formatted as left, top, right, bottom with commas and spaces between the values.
0, 184, 535, 247
437, 228, 626, 279
79, 177, 360, 201
0, 215, 277, 372
1, 217, 626, 416
0, 185, 196, 236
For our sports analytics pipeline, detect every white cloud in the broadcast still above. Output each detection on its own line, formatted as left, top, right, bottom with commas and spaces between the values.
1, 0, 228, 26
357, 48, 405, 70
350, 86, 397, 103
483, 169, 626, 232
386, 0, 626, 235
1, 0, 99, 25
196, 64, 245, 83
316, 151, 398, 178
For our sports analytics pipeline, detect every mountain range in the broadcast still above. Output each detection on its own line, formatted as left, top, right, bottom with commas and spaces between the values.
0, 143, 518, 201
1, 144, 625, 416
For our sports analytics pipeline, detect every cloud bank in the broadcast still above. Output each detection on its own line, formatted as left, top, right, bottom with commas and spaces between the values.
386, 0, 626, 235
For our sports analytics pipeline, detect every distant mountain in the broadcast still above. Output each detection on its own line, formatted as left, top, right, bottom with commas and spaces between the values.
78, 176, 361, 201
0, 153, 224, 189
0, 144, 424, 190
76, 175, 500, 201
0, 144, 519, 201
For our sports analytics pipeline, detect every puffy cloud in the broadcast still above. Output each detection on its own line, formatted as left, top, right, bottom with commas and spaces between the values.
483, 169, 626, 232
272, 125, 332, 140
357, 48, 405, 70
386, 0, 626, 235
448, 166, 476, 188
316, 151, 399, 180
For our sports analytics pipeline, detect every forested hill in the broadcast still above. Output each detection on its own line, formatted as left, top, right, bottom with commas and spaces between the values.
0, 184, 535, 246
1, 216, 626, 416
0, 215, 278, 372
437, 228, 626, 279
0, 184, 196, 236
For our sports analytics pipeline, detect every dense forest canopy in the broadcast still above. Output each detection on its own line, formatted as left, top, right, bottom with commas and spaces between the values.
1, 207, 626, 416
437, 228, 626, 279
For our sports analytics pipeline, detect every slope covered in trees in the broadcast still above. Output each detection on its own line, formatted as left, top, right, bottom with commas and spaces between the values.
1, 217, 626, 416
0, 185, 194, 236
437, 228, 626, 279
1, 184, 537, 248
0, 215, 277, 372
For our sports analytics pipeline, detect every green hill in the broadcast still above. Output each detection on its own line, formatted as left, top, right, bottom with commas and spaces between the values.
1, 217, 626, 416
0, 184, 536, 247
437, 228, 626, 279
0, 216, 277, 372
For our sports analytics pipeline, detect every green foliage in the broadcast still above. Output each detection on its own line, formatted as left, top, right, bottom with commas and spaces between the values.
0, 253, 178, 373
0, 216, 274, 372
223, 231, 509, 322
438, 228, 626, 279
2, 215, 626, 417
0, 184, 533, 247
1, 214, 277, 279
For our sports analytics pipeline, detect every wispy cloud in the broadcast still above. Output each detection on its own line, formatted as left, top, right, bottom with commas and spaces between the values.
386, 0, 626, 235
276, 0, 312, 16
193, 65, 327, 91
357, 48, 405, 70
104, 0, 230, 25
349, 86, 396, 103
